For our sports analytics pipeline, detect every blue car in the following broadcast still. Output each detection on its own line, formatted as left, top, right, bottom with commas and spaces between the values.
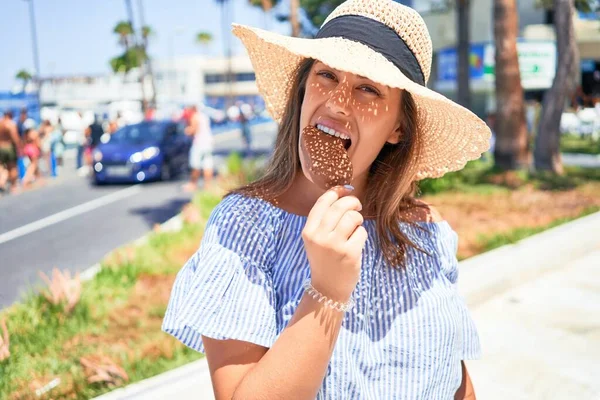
92, 120, 192, 184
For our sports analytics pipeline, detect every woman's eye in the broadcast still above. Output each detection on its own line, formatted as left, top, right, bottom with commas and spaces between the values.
317, 71, 336, 81
359, 86, 381, 96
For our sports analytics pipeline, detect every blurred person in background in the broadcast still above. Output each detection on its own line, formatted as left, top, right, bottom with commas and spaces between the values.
75, 112, 87, 171
39, 120, 54, 176
107, 120, 119, 135
16, 108, 31, 139
21, 127, 42, 188
84, 115, 105, 168
50, 118, 66, 167
238, 101, 253, 157
0, 111, 21, 193
183, 104, 214, 192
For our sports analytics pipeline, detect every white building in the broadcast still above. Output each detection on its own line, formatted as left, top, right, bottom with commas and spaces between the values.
39, 54, 261, 116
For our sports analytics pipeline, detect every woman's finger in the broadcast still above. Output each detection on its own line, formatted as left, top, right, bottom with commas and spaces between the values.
319, 196, 362, 233
331, 210, 364, 240
345, 225, 369, 256
304, 186, 353, 234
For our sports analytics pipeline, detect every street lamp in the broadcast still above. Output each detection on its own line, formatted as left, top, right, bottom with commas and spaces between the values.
23, 0, 42, 118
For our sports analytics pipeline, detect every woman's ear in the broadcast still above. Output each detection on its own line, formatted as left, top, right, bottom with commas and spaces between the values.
386, 124, 402, 145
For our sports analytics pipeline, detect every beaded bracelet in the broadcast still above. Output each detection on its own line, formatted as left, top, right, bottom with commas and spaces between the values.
302, 279, 355, 313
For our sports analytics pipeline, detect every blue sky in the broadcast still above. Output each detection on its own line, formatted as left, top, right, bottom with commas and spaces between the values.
0, 0, 292, 91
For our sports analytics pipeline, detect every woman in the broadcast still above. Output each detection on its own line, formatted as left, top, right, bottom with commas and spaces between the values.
163, 0, 490, 398
22, 127, 42, 187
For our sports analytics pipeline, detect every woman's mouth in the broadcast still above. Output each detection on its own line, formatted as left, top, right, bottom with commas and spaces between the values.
316, 123, 352, 150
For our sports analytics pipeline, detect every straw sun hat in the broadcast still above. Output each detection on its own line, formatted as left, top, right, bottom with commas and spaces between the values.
232, 0, 491, 180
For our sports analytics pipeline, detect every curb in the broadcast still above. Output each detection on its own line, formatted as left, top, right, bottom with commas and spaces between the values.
93, 358, 213, 400
458, 211, 600, 307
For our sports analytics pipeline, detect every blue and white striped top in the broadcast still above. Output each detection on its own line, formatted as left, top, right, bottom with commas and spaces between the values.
163, 193, 480, 399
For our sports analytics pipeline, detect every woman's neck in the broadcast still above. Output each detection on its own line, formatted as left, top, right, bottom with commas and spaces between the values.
276, 171, 369, 217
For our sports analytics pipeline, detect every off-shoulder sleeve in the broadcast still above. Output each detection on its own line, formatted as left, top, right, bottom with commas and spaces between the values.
437, 224, 482, 360
162, 194, 279, 353
427, 222, 482, 360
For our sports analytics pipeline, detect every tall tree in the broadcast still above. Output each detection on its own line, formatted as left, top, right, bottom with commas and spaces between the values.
456, 0, 471, 108
113, 21, 134, 51
137, 0, 157, 108
123, 0, 148, 112
15, 69, 33, 92
110, 21, 147, 74
140, 24, 158, 108
290, 0, 301, 37
216, 0, 235, 106
493, 0, 530, 170
534, 0, 596, 173
196, 31, 214, 54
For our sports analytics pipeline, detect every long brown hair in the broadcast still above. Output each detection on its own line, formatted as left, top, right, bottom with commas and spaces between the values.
231, 58, 427, 267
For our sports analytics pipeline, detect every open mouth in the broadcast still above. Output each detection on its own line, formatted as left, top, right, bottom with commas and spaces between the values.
316, 124, 352, 151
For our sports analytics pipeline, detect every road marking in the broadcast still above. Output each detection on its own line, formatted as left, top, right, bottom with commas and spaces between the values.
0, 185, 142, 245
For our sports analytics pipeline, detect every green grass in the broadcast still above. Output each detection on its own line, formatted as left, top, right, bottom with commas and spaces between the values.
419, 157, 600, 195
0, 155, 265, 399
560, 134, 600, 155
0, 190, 222, 399
477, 206, 600, 253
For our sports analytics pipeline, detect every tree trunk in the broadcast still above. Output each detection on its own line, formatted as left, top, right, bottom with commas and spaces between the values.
534, 0, 578, 174
457, 0, 471, 109
125, 0, 146, 112
290, 0, 301, 37
137, 0, 157, 108
493, 0, 530, 170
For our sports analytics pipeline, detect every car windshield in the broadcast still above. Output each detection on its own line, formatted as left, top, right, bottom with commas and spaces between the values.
108, 123, 165, 145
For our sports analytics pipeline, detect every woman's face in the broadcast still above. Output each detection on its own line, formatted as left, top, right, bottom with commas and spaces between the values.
299, 61, 403, 184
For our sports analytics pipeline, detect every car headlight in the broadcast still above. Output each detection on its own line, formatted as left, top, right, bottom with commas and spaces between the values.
142, 146, 160, 160
93, 150, 103, 162
130, 146, 160, 163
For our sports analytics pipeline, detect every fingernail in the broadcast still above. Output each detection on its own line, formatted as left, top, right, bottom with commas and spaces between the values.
344, 185, 355, 191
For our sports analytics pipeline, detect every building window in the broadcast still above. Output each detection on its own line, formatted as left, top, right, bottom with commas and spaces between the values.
204, 72, 256, 84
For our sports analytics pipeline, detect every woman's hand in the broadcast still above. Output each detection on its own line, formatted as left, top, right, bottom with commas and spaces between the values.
301, 186, 368, 302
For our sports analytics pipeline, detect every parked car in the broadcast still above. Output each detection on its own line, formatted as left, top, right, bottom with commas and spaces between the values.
92, 120, 191, 184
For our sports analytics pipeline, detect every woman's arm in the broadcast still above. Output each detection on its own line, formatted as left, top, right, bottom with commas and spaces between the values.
203, 294, 344, 400
455, 361, 476, 400
205, 187, 365, 399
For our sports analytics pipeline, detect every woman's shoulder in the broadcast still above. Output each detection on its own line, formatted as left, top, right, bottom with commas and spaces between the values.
205, 192, 285, 239
400, 199, 445, 224
202, 193, 285, 264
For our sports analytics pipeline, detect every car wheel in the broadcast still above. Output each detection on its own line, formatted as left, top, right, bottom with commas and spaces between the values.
160, 161, 172, 181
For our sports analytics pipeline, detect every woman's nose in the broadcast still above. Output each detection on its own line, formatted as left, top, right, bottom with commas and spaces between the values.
325, 80, 352, 116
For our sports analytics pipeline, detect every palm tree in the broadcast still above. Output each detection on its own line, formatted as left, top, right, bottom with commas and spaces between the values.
216, 0, 235, 106
113, 21, 134, 51
15, 69, 33, 92
196, 31, 214, 54
493, 0, 530, 170
290, 0, 301, 37
140, 24, 158, 108
533, 0, 596, 173
534, 0, 579, 173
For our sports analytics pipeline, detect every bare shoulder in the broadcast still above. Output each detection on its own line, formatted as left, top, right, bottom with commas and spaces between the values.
402, 199, 445, 223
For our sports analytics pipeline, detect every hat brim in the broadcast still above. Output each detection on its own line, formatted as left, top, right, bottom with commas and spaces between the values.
232, 23, 491, 180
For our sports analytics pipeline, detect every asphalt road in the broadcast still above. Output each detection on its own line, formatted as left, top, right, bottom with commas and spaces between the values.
0, 177, 195, 308
0, 123, 278, 309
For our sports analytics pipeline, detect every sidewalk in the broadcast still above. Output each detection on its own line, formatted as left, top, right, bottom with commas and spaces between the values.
93, 211, 600, 400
